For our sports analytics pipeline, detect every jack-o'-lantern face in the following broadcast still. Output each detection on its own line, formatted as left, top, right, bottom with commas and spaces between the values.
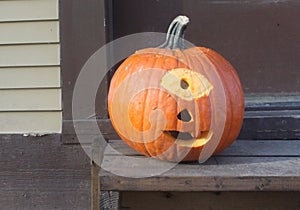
159, 68, 213, 148
127, 68, 213, 150
107, 16, 244, 162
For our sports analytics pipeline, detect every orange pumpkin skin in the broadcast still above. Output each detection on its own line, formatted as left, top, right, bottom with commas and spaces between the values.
108, 16, 244, 162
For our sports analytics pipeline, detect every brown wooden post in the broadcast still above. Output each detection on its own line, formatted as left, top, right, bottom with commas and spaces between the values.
91, 162, 100, 210
91, 138, 106, 210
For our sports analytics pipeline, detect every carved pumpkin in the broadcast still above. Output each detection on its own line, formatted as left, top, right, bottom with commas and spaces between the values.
108, 16, 244, 162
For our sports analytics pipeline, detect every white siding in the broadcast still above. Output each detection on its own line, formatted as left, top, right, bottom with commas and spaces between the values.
0, 0, 58, 22
0, 44, 60, 67
0, 89, 61, 111
0, 21, 59, 44
0, 0, 61, 134
0, 67, 60, 88
0, 112, 62, 134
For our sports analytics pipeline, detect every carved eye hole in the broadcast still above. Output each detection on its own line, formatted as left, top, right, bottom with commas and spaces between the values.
180, 79, 189, 89
160, 68, 213, 101
177, 109, 192, 122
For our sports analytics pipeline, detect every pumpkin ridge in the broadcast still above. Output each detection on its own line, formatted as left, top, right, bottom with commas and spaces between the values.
207, 50, 236, 153
141, 55, 160, 156
142, 55, 162, 157
199, 48, 244, 153
127, 55, 153, 156
156, 56, 174, 159
206, 50, 233, 153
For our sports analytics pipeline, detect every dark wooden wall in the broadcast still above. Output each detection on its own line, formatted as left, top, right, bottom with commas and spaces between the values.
183, 0, 300, 93
60, 0, 108, 121
121, 191, 300, 210
112, 0, 300, 94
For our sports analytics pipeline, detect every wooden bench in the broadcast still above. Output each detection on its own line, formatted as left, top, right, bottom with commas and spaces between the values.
83, 96, 300, 209
91, 137, 300, 209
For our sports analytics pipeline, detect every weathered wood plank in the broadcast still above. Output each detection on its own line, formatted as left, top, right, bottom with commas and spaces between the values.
0, 134, 90, 209
0, 190, 90, 210
0, 21, 59, 44
100, 191, 119, 210
63, 119, 119, 144
0, 135, 90, 170
0, 67, 60, 88
245, 94, 300, 111
0, 44, 60, 67
101, 174, 300, 192
100, 156, 300, 191
0, 0, 58, 22
239, 110, 300, 139
0, 170, 89, 191
0, 112, 62, 134
0, 89, 61, 111
121, 191, 300, 210
105, 139, 300, 157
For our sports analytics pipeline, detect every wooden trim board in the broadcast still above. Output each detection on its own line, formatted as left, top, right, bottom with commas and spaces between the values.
62, 108, 300, 144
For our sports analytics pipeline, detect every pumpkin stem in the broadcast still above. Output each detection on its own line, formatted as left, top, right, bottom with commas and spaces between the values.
159, 15, 189, 49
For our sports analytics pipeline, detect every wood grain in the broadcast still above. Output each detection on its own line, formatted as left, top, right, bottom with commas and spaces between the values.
0, 135, 90, 170
105, 139, 300, 157
100, 157, 300, 191
0, 134, 90, 209
240, 110, 300, 140
99, 146, 300, 191
0, 189, 90, 210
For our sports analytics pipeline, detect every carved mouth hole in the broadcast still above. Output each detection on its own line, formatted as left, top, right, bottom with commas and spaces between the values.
164, 130, 210, 141
164, 131, 194, 140
177, 109, 192, 122
180, 79, 189, 89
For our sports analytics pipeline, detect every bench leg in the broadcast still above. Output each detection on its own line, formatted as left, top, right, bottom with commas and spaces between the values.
91, 137, 104, 210
91, 161, 100, 210
100, 191, 120, 210
91, 137, 120, 210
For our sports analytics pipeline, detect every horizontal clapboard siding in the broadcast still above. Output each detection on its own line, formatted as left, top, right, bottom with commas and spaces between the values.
0, 112, 62, 134
0, 67, 60, 88
0, 21, 59, 44
0, 0, 61, 134
0, 44, 60, 67
0, 89, 61, 111
0, 0, 58, 22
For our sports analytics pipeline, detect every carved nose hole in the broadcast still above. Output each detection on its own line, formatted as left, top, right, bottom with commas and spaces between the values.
177, 109, 192, 122
180, 79, 189, 89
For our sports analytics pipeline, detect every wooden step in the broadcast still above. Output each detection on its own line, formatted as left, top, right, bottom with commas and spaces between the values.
97, 139, 300, 191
